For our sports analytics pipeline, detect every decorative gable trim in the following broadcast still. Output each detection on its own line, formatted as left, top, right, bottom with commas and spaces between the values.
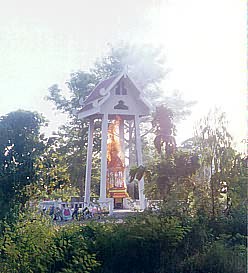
78, 73, 123, 111
77, 71, 151, 119
126, 73, 152, 110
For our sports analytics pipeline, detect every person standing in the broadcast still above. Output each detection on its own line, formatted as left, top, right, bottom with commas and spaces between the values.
72, 206, 79, 220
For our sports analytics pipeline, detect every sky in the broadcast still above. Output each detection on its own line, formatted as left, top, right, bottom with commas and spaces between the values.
0, 0, 246, 153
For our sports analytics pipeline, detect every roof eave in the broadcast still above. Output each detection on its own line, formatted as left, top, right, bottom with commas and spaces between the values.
77, 107, 100, 120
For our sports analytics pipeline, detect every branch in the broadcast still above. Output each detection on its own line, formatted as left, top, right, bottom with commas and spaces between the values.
141, 127, 154, 138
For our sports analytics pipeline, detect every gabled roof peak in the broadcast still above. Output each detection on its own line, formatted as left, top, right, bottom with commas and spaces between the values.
81, 72, 122, 106
77, 71, 151, 118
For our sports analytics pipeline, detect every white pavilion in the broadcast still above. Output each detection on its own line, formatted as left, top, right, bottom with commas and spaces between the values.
77, 71, 150, 210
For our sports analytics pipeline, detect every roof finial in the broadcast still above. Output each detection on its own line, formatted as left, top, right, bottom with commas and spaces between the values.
123, 65, 128, 78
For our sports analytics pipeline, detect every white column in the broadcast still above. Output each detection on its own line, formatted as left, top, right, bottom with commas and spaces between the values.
119, 118, 126, 187
134, 115, 146, 210
84, 119, 94, 206
100, 114, 108, 201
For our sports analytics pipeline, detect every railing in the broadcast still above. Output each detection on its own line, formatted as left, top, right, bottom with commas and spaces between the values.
39, 199, 114, 217
124, 198, 140, 210
39, 198, 162, 215
97, 198, 114, 215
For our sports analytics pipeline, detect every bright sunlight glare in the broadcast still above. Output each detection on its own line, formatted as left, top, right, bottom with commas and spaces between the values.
0, 0, 246, 153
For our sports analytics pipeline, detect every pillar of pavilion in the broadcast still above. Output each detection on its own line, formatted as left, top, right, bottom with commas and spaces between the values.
77, 72, 150, 210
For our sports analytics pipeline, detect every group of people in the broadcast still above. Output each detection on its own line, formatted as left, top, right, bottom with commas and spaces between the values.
42, 205, 94, 221
71, 206, 92, 220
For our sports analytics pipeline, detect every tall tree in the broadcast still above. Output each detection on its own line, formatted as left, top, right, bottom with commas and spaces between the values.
130, 106, 200, 212
0, 110, 46, 218
153, 105, 176, 157
193, 109, 240, 217
46, 43, 195, 197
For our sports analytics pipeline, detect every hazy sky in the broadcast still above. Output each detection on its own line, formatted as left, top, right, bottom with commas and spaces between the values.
0, 0, 246, 152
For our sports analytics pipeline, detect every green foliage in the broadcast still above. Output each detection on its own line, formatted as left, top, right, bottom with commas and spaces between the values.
45, 43, 168, 194
0, 212, 56, 273
35, 134, 74, 199
178, 208, 247, 273
47, 71, 97, 117
129, 165, 147, 182
153, 106, 176, 156
0, 211, 99, 273
90, 214, 189, 273
0, 205, 246, 273
0, 41, 246, 273
51, 224, 99, 273
130, 106, 202, 212
131, 154, 200, 209
46, 43, 195, 196
0, 110, 46, 219
180, 235, 246, 273
46, 71, 102, 195
90, 206, 246, 273
193, 109, 247, 217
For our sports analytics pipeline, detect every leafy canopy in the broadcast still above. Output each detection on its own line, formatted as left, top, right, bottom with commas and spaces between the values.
0, 110, 46, 219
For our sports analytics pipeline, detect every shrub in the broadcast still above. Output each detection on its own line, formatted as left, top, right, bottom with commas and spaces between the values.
0, 212, 99, 273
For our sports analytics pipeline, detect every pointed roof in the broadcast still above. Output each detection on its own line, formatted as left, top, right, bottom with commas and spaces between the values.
81, 74, 120, 105
77, 71, 150, 118
78, 73, 124, 114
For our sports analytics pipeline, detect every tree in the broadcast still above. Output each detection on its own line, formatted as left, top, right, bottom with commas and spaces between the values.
191, 109, 246, 217
47, 73, 102, 196
34, 134, 73, 200
46, 43, 195, 197
167, 110, 247, 218
153, 105, 176, 156
0, 110, 46, 218
92, 43, 166, 96
130, 107, 200, 212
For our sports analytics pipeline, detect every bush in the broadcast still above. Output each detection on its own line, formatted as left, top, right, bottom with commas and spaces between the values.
0, 207, 246, 273
87, 213, 190, 273
181, 240, 246, 273
0, 212, 99, 273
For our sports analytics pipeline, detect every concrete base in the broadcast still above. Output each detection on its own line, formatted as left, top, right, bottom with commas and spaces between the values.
98, 198, 114, 215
